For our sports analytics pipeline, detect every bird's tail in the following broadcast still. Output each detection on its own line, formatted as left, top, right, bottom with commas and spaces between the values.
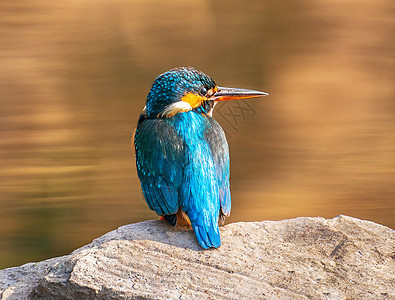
189, 216, 221, 249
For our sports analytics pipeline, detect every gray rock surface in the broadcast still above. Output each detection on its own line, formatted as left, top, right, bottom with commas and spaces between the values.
0, 216, 394, 299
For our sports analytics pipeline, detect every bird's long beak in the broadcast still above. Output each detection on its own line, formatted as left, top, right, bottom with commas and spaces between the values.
211, 86, 269, 101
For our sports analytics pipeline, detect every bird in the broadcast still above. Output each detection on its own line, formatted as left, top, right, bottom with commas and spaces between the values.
134, 67, 268, 249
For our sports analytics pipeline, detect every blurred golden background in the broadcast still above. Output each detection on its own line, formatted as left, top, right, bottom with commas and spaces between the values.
0, 0, 394, 268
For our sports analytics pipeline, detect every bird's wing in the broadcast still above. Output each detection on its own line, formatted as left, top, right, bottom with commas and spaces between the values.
204, 117, 231, 217
134, 116, 185, 216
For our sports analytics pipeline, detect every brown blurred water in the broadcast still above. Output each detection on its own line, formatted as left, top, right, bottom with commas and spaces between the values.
0, 0, 394, 268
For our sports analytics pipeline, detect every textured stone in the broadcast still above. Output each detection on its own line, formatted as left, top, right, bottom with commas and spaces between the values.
0, 216, 394, 299
0, 257, 65, 300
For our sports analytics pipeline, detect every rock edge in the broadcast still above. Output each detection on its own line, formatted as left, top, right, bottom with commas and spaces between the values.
0, 216, 394, 299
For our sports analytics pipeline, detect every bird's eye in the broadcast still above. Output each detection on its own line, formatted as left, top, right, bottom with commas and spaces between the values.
199, 87, 208, 96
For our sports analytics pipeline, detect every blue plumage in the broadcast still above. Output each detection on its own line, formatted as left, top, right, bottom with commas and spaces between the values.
134, 67, 268, 249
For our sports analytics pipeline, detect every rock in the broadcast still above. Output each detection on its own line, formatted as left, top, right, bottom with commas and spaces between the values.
0, 257, 65, 300
0, 216, 394, 299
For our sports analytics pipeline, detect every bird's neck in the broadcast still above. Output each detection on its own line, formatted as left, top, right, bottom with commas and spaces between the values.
166, 111, 211, 140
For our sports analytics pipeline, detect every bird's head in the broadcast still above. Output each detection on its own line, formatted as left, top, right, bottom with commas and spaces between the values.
144, 67, 268, 118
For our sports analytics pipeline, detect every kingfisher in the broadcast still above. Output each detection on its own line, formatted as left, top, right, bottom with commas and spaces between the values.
134, 67, 268, 249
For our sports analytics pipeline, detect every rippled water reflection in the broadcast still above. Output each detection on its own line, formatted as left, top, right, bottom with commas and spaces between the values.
0, 0, 393, 268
